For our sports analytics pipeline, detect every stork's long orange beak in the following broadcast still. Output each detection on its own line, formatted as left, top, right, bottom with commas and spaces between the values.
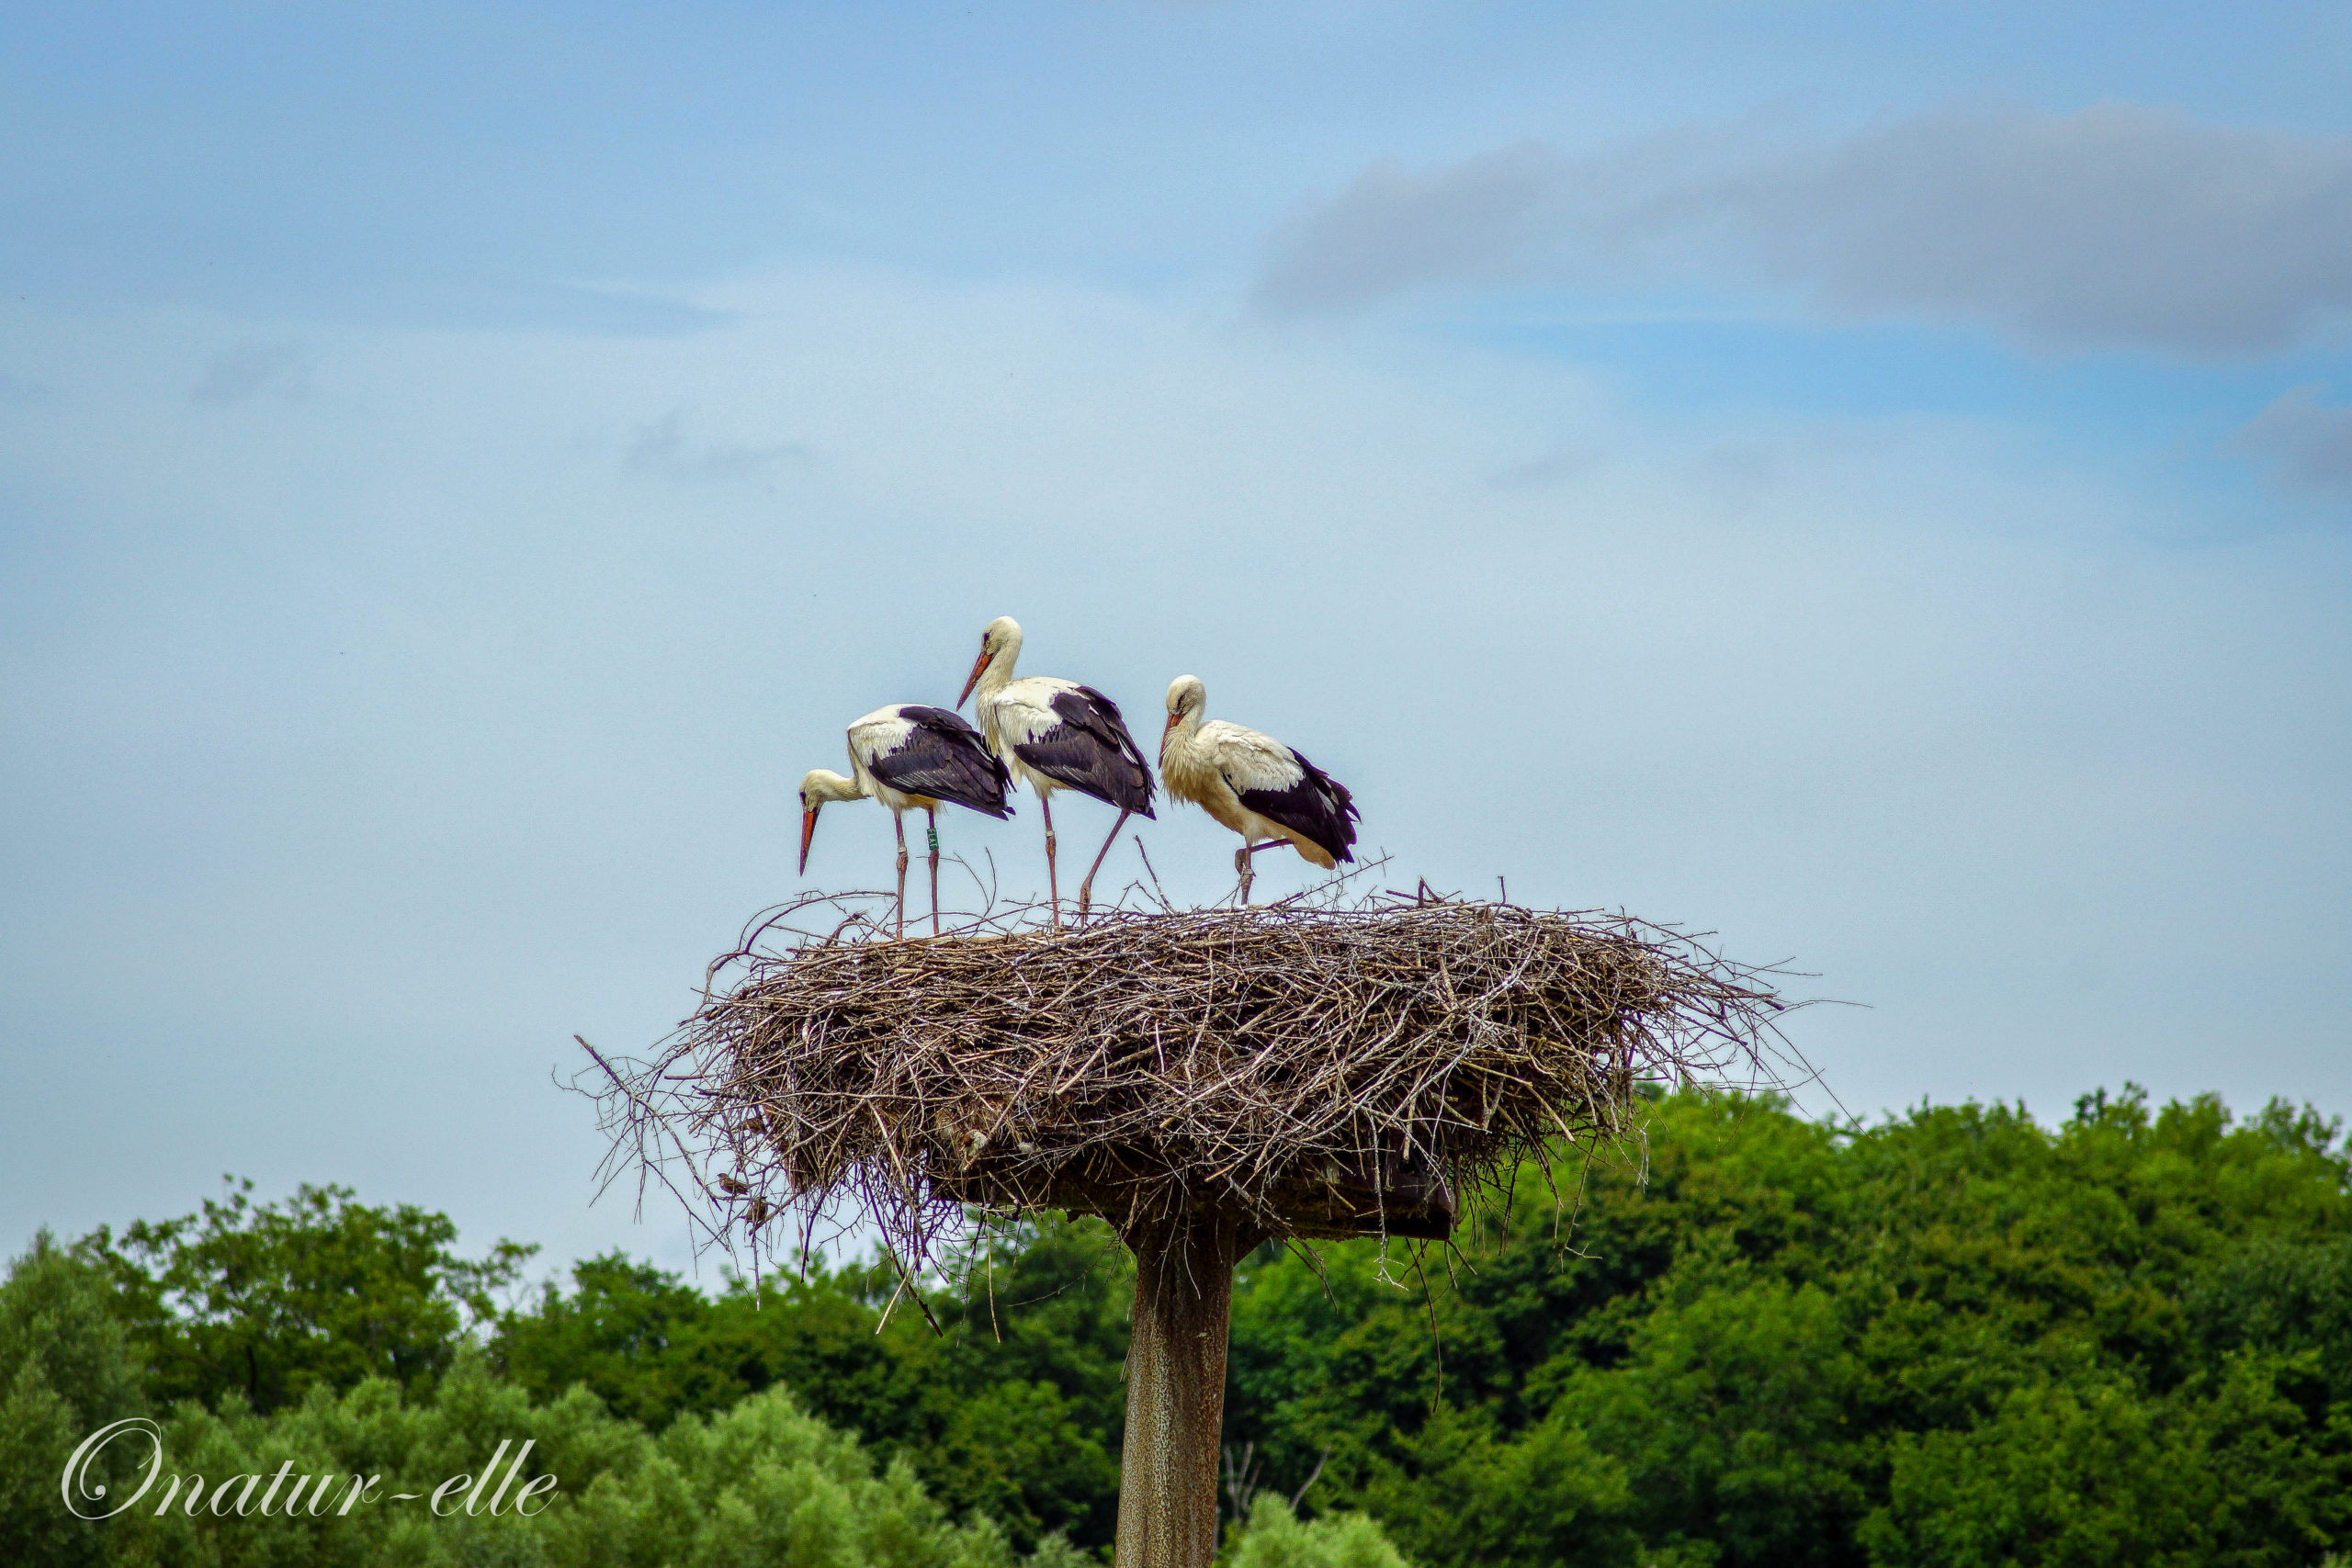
798, 807, 819, 875
956, 647, 990, 707
1163, 711, 1181, 736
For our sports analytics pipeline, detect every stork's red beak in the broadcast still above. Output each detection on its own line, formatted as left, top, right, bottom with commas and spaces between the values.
798, 807, 818, 875
1163, 711, 1181, 736
956, 647, 990, 708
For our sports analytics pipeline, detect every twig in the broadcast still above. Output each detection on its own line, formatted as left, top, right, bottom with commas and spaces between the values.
575, 874, 1811, 1280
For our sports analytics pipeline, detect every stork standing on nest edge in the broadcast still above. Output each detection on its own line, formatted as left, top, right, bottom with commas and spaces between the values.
957, 615, 1156, 926
800, 705, 1013, 940
1159, 674, 1360, 905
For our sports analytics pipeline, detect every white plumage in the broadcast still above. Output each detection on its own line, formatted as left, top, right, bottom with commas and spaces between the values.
799, 703, 1012, 939
957, 615, 1156, 925
842, 709, 919, 807
974, 680, 1088, 795
1159, 674, 1359, 903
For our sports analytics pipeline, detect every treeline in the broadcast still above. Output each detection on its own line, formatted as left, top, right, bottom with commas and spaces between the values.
7, 1087, 2352, 1566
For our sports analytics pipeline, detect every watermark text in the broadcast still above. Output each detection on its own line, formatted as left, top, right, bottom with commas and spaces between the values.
61, 1421, 560, 1521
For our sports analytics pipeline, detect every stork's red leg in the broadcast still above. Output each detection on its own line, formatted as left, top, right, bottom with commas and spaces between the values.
1076, 809, 1133, 921
926, 807, 942, 938
893, 814, 909, 941
1041, 794, 1060, 929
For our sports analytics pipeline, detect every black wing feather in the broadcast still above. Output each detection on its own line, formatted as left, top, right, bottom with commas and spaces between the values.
1232, 747, 1358, 864
1011, 687, 1158, 817
869, 705, 1015, 818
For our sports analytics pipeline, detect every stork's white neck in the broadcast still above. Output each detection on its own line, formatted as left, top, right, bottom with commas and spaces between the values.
1157, 695, 1236, 825
803, 769, 866, 805
1164, 707, 1204, 753
973, 623, 1023, 702
1160, 675, 1211, 763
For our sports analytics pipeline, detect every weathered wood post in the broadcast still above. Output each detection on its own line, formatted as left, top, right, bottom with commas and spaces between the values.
1114, 1208, 1252, 1568
1108, 1168, 1453, 1568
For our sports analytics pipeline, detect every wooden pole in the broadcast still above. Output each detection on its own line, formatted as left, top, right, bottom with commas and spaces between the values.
1115, 1207, 1249, 1568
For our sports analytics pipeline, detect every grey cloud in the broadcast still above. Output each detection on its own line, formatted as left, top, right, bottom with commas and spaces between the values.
626, 407, 809, 481
1258, 101, 2352, 356
191, 342, 310, 406
2235, 386, 2352, 491
1256, 144, 1571, 310
1256, 130, 1718, 312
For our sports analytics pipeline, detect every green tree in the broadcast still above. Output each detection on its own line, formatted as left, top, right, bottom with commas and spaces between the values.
90, 1352, 1034, 1568
0, 1233, 147, 1568
1860, 1356, 2351, 1566
492, 1215, 1129, 1551
1223, 1086, 2352, 1568
1551, 1263, 1867, 1566
492, 1252, 722, 1428
22, 1082, 2352, 1566
1225, 1494, 1408, 1568
84, 1177, 535, 1414
1363, 1404, 1639, 1568
2188, 1234, 2352, 1394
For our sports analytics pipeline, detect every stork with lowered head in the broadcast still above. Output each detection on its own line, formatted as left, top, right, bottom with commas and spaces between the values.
799, 704, 1013, 939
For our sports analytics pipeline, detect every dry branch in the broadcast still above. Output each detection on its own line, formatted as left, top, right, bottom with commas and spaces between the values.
584, 877, 1799, 1273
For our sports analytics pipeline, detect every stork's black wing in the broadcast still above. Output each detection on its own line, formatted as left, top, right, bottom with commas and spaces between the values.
870, 705, 1015, 818
1232, 747, 1359, 864
1012, 686, 1158, 817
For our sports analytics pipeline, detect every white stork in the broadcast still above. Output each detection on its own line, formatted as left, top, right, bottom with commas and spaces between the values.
1159, 674, 1360, 904
956, 615, 1156, 925
799, 704, 1013, 939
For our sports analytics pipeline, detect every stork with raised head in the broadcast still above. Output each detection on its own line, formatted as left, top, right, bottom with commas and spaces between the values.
956, 615, 1156, 926
799, 705, 1013, 939
1159, 674, 1360, 904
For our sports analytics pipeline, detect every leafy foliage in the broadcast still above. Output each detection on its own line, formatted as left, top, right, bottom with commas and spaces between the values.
1227, 1495, 1408, 1568
0, 1233, 145, 1568
11, 1085, 2352, 1565
80, 1178, 535, 1414
93, 1357, 1027, 1568
492, 1217, 1131, 1551
1226, 1087, 2352, 1568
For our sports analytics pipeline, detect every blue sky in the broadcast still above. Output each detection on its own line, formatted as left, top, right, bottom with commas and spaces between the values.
5, 1, 2349, 1279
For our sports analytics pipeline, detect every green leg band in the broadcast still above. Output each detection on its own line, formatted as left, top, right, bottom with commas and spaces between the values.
927, 825, 940, 855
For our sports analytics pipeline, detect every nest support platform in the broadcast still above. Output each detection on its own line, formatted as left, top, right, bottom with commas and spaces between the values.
593, 895, 1791, 1568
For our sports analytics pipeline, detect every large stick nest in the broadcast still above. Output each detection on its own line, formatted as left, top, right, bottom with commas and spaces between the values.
587, 878, 1800, 1269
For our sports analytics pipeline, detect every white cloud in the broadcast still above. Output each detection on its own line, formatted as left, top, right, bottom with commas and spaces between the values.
2235, 386, 2352, 491
1258, 100, 2352, 356
3, 270, 2348, 1275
